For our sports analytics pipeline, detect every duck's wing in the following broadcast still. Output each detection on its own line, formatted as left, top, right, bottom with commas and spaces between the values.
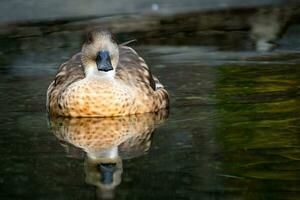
116, 46, 161, 90
46, 53, 85, 113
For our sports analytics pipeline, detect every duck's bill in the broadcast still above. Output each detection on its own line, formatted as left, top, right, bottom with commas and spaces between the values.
96, 50, 113, 72
97, 60, 113, 72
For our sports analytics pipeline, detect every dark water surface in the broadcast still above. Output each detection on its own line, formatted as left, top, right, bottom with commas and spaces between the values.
0, 4, 300, 200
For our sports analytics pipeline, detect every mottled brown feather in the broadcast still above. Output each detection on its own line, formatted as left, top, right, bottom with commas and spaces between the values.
46, 53, 85, 115
116, 46, 156, 90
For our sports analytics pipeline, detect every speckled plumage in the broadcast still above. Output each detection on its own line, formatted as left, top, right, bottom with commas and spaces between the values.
47, 30, 169, 117
49, 110, 168, 195
49, 110, 168, 157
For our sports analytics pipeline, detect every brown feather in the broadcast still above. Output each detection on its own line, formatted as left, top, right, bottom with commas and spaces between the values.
116, 46, 156, 90
46, 53, 85, 114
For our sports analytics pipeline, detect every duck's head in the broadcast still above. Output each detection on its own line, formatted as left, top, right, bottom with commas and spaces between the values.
81, 29, 119, 76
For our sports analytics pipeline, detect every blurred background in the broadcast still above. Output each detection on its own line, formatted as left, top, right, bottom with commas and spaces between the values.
0, 0, 300, 199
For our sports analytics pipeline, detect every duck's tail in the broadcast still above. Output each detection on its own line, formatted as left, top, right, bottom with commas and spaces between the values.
155, 88, 170, 110
153, 76, 164, 90
152, 75, 169, 109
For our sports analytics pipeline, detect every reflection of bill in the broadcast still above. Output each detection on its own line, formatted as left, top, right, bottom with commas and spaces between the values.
49, 110, 168, 199
85, 153, 123, 199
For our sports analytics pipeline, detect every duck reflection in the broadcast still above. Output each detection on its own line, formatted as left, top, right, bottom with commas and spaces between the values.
49, 110, 168, 199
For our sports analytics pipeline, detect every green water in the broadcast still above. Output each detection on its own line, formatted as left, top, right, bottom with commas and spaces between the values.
0, 4, 300, 200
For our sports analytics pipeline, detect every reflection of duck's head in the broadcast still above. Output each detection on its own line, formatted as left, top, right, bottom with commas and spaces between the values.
84, 154, 122, 200
49, 110, 168, 199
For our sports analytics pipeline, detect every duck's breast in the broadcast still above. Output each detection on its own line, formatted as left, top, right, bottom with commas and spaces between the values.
59, 77, 135, 117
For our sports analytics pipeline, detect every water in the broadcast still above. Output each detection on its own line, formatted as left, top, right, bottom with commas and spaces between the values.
0, 4, 300, 200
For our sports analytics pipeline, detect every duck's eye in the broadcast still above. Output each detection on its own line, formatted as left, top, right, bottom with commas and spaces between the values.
87, 32, 93, 44
110, 34, 117, 44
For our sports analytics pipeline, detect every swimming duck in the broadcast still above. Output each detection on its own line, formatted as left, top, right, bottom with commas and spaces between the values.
47, 29, 169, 117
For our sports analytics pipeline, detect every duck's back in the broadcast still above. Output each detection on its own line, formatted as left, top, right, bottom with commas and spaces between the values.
116, 45, 169, 112
116, 46, 157, 89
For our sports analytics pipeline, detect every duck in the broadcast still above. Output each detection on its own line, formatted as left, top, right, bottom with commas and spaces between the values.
46, 29, 169, 117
